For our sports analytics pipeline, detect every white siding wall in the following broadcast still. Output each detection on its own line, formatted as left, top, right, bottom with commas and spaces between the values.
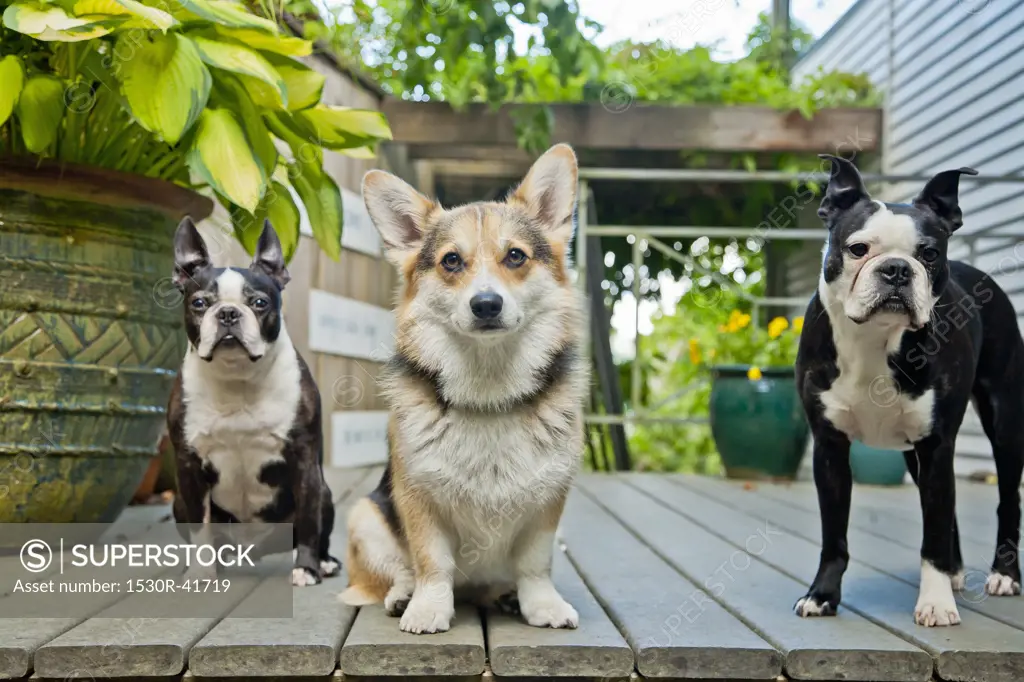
793, 0, 1024, 474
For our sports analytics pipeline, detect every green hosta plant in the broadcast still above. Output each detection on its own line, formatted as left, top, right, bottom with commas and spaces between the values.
0, 0, 392, 260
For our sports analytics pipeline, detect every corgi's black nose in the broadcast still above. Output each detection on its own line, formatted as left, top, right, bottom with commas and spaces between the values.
217, 306, 241, 326
470, 292, 503, 319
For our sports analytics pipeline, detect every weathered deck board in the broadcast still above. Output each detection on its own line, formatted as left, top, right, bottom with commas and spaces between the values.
657, 474, 1024, 682
486, 550, 634, 678
7, 467, 1024, 682
33, 573, 262, 678
30, 469, 376, 679
558, 488, 782, 679
749, 477, 998, 557
0, 502, 173, 598
187, 467, 381, 677
0, 505, 175, 678
339, 604, 486, 677
580, 475, 933, 682
670, 474, 1024, 633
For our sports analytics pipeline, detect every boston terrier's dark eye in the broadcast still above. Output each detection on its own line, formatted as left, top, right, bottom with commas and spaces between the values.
191, 297, 207, 311
252, 297, 269, 310
505, 248, 528, 268
847, 243, 869, 258
921, 247, 940, 263
441, 252, 463, 272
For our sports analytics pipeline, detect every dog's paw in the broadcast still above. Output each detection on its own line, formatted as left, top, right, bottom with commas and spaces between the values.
985, 572, 1021, 596
398, 598, 454, 634
494, 591, 521, 616
915, 561, 961, 626
521, 595, 578, 629
291, 567, 321, 587
794, 595, 836, 617
384, 588, 411, 617
914, 597, 961, 627
320, 556, 341, 578
951, 570, 966, 591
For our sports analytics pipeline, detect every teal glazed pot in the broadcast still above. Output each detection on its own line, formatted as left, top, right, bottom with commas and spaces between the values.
0, 161, 212, 524
709, 364, 810, 480
850, 440, 907, 486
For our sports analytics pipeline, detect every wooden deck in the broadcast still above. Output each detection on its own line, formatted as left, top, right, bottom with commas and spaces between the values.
4, 468, 1024, 681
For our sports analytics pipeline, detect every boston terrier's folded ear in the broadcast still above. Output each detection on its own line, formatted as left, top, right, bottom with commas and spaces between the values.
912, 167, 978, 233
173, 217, 210, 289
817, 154, 870, 225
251, 219, 291, 289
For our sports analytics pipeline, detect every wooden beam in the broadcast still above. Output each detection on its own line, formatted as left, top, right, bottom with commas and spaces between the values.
381, 100, 882, 154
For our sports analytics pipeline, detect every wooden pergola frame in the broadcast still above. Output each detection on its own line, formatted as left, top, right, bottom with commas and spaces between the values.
382, 99, 883, 172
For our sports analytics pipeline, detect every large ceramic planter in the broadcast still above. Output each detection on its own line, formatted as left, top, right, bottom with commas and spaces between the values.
850, 441, 907, 486
709, 364, 810, 480
0, 162, 212, 523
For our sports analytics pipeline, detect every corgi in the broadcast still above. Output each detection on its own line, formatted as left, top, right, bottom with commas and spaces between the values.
339, 144, 588, 634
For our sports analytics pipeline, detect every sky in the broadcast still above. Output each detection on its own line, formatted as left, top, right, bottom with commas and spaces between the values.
574, 0, 857, 59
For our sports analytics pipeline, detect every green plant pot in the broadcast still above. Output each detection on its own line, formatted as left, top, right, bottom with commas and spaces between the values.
709, 364, 810, 480
0, 161, 212, 523
850, 441, 907, 486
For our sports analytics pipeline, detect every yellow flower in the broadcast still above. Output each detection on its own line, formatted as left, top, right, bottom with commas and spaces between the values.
747, 366, 762, 380
724, 310, 751, 333
688, 338, 701, 364
768, 316, 789, 339
793, 316, 804, 333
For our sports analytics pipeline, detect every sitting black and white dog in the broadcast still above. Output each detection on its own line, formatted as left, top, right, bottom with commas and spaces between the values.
794, 155, 1024, 627
167, 217, 340, 586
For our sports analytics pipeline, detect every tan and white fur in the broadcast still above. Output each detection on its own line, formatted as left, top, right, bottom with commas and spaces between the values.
339, 144, 588, 634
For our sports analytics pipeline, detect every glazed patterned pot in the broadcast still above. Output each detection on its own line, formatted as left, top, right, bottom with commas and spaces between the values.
709, 364, 810, 480
0, 162, 212, 523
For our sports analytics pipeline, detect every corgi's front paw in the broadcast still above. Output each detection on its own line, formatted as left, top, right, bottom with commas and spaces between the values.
398, 596, 454, 634
521, 593, 578, 629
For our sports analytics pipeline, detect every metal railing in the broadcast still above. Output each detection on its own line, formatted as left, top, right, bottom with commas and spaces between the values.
574, 168, 1024, 431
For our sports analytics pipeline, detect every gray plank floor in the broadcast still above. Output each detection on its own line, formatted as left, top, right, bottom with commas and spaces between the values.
3, 467, 1024, 681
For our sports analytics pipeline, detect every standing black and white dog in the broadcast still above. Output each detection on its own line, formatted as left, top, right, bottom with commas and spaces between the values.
794, 155, 1024, 627
167, 217, 340, 586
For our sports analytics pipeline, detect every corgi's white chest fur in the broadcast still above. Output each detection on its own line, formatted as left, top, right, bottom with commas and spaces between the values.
180, 335, 302, 521
818, 316, 935, 451
397, 405, 580, 584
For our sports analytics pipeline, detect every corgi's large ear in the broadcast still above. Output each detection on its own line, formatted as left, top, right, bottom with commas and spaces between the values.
913, 167, 978, 233
817, 154, 870, 225
512, 143, 578, 241
173, 217, 210, 289
362, 170, 436, 255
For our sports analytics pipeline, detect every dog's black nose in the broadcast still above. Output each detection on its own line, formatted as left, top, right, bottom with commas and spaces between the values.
879, 259, 913, 287
217, 306, 241, 326
470, 292, 503, 319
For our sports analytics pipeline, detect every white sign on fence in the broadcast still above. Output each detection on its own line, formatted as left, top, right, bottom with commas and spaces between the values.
331, 410, 389, 467
340, 187, 382, 257
308, 289, 395, 360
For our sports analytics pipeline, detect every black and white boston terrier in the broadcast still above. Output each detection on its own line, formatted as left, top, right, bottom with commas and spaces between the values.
167, 217, 341, 586
794, 155, 1024, 627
